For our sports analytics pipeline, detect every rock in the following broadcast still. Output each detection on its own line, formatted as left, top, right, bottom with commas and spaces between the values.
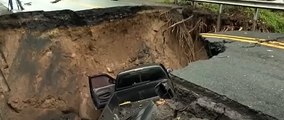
106, 67, 114, 73
7, 98, 22, 113
156, 99, 166, 105
71, 53, 76, 58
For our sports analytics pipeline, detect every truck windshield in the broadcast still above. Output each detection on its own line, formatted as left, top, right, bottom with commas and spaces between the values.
116, 66, 168, 90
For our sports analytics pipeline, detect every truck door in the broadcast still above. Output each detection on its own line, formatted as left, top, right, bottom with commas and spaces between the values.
89, 74, 115, 109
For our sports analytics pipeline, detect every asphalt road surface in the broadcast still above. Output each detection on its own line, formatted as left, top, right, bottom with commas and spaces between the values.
0, 0, 173, 13
173, 31, 284, 119
0, 2, 9, 15
215, 31, 284, 42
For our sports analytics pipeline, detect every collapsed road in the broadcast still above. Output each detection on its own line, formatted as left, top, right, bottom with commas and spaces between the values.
0, 5, 281, 120
89, 64, 175, 120
173, 31, 284, 120
88, 63, 277, 120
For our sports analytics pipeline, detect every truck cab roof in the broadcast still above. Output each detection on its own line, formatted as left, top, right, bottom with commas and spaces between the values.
115, 64, 169, 91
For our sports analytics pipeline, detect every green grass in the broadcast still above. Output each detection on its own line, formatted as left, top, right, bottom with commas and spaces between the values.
199, 3, 284, 33
200, 3, 252, 16
161, 0, 174, 4
156, 1, 284, 33
259, 9, 284, 33
200, 3, 219, 13
163, 0, 172, 4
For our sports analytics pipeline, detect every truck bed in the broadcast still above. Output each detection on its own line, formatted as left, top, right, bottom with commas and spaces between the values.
113, 99, 157, 119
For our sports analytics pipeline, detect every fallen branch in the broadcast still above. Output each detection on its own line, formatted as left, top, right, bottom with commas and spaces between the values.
188, 19, 202, 33
167, 15, 194, 29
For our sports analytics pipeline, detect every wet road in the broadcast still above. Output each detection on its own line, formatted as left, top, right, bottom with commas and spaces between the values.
173, 31, 284, 119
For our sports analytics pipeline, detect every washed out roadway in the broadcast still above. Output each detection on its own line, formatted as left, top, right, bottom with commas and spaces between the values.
173, 31, 284, 119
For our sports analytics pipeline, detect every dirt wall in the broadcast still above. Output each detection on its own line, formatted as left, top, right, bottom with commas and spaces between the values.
0, 6, 208, 120
0, 5, 269, 120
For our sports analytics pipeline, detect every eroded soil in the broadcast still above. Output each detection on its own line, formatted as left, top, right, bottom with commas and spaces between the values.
0, 6, 209, 120
0, 6, 273, 120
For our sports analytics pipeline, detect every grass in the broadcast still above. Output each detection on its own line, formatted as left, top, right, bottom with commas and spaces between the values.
259, 9, 284, 33
199, 3, 284, 33
158, 1, 284, 33
161, 0, 174, 4
200, 3, 219, 12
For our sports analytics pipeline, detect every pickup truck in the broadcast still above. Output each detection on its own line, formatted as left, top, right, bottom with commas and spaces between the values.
89, 64, 175, 120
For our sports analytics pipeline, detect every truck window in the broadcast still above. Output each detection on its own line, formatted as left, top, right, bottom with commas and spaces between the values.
117, 72, 140, 89
116, 66, 168, 89
140, 67, 167, 82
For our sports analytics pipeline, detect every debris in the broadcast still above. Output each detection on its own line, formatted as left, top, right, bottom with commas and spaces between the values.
24, 2, 31, 6
119, 101, 131, 106
167, 68, 173, 73
176, 116, 181, 120
106, 67, 114, 73
156, 99, 166, 105
50, 0, 61, 4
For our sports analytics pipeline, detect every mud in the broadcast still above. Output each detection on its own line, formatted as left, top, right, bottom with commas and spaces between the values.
0, 6, 272, 120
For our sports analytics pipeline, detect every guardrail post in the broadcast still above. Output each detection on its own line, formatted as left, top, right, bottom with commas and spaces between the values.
217, 4, 223, 32
252, 8, 259, 31
192, 1, 195, 8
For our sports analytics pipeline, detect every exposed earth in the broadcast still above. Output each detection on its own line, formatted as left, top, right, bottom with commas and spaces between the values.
173, 31, 284, 119
0, 6, 277, 120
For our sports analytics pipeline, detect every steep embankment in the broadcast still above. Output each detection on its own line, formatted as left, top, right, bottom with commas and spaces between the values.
0, 6, 273, 120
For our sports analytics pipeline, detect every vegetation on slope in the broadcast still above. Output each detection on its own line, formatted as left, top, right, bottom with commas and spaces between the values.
260, 9, 284, 33
198, 3, 284, 33
160, 0, 284, 33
